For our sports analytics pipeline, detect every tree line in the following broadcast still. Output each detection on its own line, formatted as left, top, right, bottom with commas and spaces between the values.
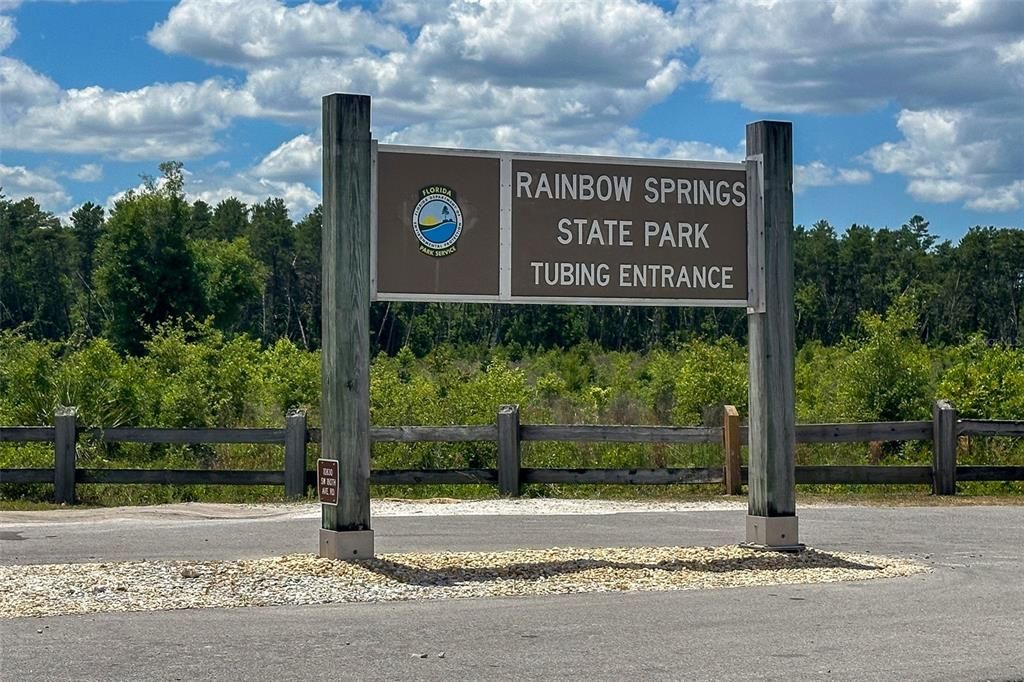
1, 162, 1022, 355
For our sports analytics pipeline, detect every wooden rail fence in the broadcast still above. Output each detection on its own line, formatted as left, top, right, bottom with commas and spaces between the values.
1, 402, 1022, 504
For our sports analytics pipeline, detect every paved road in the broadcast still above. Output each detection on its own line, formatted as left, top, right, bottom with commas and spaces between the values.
2, 504, 1023, 680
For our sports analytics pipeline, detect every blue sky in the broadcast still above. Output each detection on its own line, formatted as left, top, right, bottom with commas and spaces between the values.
1, 0, 1021, 242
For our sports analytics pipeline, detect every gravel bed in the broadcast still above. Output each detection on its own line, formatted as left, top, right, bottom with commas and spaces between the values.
0, 499, 751, 526
0, 545, 927, 619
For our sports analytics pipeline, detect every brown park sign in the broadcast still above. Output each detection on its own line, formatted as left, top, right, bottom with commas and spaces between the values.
373, 146, 747, 307
374, 147, 501, 300
317, 458, 339, 506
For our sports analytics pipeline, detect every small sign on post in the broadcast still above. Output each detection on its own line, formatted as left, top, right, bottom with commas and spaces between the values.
317, 458, 339, 506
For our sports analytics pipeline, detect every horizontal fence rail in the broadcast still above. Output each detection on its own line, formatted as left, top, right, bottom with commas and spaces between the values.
2, 403, 1022, 504
520, 425, 721, 444
81, 428, 287, 444
0, 427, 55, 443
793, 421, 934, 443
957, 420, 1024, 437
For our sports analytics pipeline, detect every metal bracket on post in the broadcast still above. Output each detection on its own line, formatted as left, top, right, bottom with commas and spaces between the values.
746, 153, 766, 315
743, 516, 803, 553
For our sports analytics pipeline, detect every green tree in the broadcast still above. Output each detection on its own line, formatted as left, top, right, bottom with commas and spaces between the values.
188, 199, 214, 239
0, 194, 75, 339
212, 197, 249, 241
794, 220, 840, 344
247, 198, 296, 343
293, 205, 322, 349
190, 237, 265, 334
69, 202, 105, 335
954, 227, 1024, 344
93, 165, 206, 353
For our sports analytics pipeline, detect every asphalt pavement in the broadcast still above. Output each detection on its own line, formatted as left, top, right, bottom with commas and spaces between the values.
2, 503, 1022, 680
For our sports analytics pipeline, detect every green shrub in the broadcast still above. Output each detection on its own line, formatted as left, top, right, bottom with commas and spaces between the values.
938, 335, 1024, 419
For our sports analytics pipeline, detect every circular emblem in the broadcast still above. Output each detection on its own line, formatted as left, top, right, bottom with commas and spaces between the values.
412, 185, 463, 257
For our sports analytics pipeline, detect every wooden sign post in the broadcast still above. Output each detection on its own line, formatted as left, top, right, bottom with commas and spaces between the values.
320, 89, 800, 556
319, 93, 374, 559
744, 121, 800, 549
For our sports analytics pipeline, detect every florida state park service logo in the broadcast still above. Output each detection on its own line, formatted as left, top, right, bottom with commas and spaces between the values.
412, 185, 463, 257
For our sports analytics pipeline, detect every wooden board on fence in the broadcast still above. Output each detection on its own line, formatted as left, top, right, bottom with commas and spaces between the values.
77, 469, 284, 485
793, 466, 932, 485
368, 469, 499, 485
521, 467, 724, 485
955, 466, 1024, 481
958, 420, 1024, 437
519, 424, 721, 443
0, 468, 54, 484
84, 427, 286, 444
795, 421, 933, 443
0, 427, 55, 442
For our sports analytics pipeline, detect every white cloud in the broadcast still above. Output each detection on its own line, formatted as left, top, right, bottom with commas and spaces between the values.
148, 0, 407, 65
0, 57, 61, 122
906, 178, 973, 204
378, 0, 451, 26
864, 107, 1022, 212
67, 163, 103, 182
1, 78, 254, 160
410, 0, 686, 88
252, 133, 319, 182
0, 13, 16, 51
996, 39, 1024, 64
149, 0, 690, 152
0, 164, 70, 208
684, 0, 1022, 212
795, 161, 872, 193
689, 0, 1024, 114
966, 181, 1024, 212
5, 0, 1020, 217
0, 7, 255, 161
0, 1, 739, 185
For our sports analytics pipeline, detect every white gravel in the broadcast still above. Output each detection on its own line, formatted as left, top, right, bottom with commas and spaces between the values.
0, 545, 928, 619
0, 498, 751, 526
0, 499, 932, 619
372, 497, 751, 516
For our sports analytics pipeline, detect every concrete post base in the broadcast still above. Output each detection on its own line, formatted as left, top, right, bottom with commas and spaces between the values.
319, 528, 374, 560
745, 514, 801, 550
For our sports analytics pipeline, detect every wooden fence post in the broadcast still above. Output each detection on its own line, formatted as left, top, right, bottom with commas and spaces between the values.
284, 409, 307, 499
932, 400, 957, 495
723, 405, 742, 496
497, 404, 521, 496
54, 407, 77, 505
